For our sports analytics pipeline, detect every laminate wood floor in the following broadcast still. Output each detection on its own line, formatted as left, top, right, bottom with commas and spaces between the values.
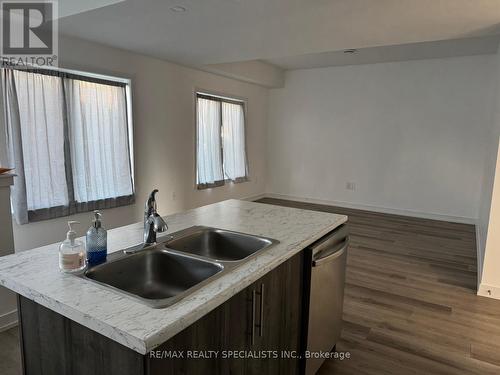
257, 197, 500, 375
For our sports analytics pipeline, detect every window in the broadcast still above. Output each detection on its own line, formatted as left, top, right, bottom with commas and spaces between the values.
1, 66, 134, 224
196, 92, 248, 189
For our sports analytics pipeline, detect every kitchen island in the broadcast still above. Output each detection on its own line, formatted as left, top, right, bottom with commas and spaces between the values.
0, 199, 347, 374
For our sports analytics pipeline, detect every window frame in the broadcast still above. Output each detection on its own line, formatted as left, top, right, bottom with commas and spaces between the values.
3, 64, 135, 221
194, 89, 249, 190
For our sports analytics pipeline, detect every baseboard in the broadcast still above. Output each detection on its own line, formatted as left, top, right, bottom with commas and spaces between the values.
477, 283, 500, 300
0, 309, 18, 332
261, 193, 477, 225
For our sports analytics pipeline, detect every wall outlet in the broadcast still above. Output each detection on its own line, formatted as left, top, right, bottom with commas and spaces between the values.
171, 191, 177, 201
346, 182, 356, 191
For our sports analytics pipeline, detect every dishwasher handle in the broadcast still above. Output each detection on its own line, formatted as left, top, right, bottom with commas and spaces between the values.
312, 238, 348, 267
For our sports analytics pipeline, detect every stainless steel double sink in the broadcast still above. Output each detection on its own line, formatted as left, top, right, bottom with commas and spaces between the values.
84, 226, 278, 308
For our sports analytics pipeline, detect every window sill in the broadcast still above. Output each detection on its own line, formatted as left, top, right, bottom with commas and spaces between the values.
196, 177, 249, 190
22, 195, 135, 224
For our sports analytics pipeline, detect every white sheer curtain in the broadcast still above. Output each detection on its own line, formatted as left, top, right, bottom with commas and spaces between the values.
196, 97, 224, 187
222, 101, 247, 181
64, 79, 133, 203
3, 69, 69, 223
2, 67, 134, 224
2, 68, 28, 224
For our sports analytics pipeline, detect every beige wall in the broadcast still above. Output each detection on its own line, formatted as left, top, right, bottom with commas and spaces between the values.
12, 36, 268, 251
479, 139, 500, 298
478, 43, 500, 297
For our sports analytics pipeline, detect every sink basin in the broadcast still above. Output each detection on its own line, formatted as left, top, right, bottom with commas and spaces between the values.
83, 226, 278, 308
165, 227, 274, 261
85, 248, 223, 307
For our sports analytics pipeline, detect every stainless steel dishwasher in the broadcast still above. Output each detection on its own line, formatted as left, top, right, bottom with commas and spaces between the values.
305, 224, 349, 375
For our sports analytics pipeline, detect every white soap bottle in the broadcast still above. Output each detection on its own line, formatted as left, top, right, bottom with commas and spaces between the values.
59, 221, 86, 273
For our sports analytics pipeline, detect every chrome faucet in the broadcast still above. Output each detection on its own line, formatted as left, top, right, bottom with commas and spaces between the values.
144, 189, 168, 245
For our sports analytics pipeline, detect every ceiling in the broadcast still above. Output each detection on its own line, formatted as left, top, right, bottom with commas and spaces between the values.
266, 35, 500, 70
57, 0, 500, 68
58, 0, 126, 18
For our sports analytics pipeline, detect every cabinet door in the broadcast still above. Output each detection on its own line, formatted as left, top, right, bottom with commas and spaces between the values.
147, 251, 304, 375
18, 296, 145, 375
147, 287, 250, 375
147, 300, 226, 374
220, 285, 253, 374
246, 252, 304, 375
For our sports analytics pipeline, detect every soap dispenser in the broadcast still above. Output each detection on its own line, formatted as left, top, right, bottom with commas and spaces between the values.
59, 221, 86, 273
86, 210, 107, 266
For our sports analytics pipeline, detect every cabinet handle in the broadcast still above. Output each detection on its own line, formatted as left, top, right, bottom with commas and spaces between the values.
258, 283, 264, 337
251, 289, 256, 346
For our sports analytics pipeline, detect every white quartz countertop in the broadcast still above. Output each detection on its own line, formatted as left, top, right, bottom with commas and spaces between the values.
0, 199, 346, 354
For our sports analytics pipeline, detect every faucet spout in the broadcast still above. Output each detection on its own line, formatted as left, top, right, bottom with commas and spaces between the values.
145, 189, 159, 214
144, 189, 168, 245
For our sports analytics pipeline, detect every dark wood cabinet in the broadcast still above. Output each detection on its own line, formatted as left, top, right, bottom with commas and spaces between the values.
146, 284, 250, 375
245, 252, 303, 375
18, 251, 305, 375
147, 250, 304, 375
18, 296, 144, 375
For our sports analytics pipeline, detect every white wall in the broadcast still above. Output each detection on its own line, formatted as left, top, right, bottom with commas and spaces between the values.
478, 142, 500, 298
477, 43, 500, 296
267, 55, 496, 221
12, 36, 269, 251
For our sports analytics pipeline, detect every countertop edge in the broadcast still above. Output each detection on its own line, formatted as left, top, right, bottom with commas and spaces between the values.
1, 276, 150, 354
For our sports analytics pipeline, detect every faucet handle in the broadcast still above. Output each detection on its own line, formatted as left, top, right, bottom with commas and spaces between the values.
150, 213, 168, 233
